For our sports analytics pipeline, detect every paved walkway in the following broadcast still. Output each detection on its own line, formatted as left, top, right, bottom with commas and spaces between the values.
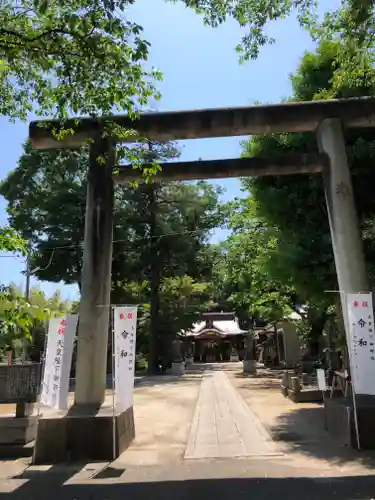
4, 364, 375, 500
185, 370, 281, 459
116, 371, 202, 466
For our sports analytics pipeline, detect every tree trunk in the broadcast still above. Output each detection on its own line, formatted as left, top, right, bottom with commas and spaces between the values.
307, 312, 328, 358
146, 183, 161, 374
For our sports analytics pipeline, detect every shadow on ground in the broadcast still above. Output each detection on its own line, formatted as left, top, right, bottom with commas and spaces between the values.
3, 465, 375, 499
270, 406, 375, 468
68, 363, 241, 391
234, 370, 282, 390
236, 380, 281, 390
134, 374, 203, 388
234, 370, 284, 380
69, 373, 203, 392
131, 363, 238, 388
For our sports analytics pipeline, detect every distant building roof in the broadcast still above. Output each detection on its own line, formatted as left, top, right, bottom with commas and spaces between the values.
180, 315, 247, 339
285, 311, 303, 321
202, 312, 235, 321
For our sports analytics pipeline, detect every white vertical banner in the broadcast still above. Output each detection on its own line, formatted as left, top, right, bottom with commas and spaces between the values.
347, 293, 375, 395
40, 314, 78, 409
113, 306, 137, 412
316, 369, 327, 392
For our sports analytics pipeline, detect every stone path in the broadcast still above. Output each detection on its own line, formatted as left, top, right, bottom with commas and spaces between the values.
184, 370, 282, 459
4, 366, 375, 499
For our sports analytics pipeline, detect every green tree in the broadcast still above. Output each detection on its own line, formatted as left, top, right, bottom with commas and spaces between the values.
27, 286, 74, 360
0, 283, 72, 359
238, 39, 375, 350
178, 1, 375, 68
0, 284, 36, 355
0, 0, 161, 121
121, 275, 214, 369
212, 202, 294, 325
1, 141, 223, 370
0, 226, 26, 254
3, 0, 373, 123
118, 178, 222, 373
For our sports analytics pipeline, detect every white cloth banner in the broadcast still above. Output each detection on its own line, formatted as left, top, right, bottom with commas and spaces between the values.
316, 369, 327, 392
40, 314, 78, 409
347, 293, 375, 395
113, 306, 137, 413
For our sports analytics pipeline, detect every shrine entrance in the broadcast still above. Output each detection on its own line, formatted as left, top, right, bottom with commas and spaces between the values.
29, 97, 375, 461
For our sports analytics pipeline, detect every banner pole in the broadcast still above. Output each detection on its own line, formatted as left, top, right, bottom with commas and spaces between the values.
343, 291, 361, 450
351, 379, 361, 450
111, 305, 116, 461
38, 320, 47, 394
37, 318, 49, 418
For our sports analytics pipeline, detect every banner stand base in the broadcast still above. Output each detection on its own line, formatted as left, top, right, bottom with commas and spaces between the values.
32, 405, 134, 464
324, 395, 375, 449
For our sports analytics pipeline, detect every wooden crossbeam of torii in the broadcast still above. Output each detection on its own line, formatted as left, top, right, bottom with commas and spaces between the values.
113, 153, 328, 183
29, 97, 375, 149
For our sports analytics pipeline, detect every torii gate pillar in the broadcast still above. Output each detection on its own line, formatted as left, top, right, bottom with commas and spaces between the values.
33, 138, 135, 464
317, 118, 369, 303
74, 137, 114, 405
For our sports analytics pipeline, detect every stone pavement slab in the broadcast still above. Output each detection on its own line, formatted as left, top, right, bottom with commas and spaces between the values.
116, 372, 202, 466
228, 367, 375, 475
0, 459, 30, 480
185, 370, 282, 459
2, 458, 375, 499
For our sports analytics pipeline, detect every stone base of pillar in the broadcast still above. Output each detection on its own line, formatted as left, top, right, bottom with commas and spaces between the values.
32, 404, 134, 464
0, 415, 38, 446
243, 360, 257, 374
230, 354, 239, 362
185, 356, 194, 366
170, 362, 185, 376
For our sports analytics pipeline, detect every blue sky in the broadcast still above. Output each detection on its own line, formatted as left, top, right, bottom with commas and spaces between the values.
0, 0, 339, 299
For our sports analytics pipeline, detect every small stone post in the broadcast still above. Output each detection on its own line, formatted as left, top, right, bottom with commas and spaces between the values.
281, 370, 290, 397
171, 339, 185, 375
243, 333, 257, 374
185, 342, 194, 366
290, 376, 301, 394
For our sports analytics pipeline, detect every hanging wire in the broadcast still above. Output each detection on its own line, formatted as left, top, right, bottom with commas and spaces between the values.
0, 227, 216, 257
0, 254, 28, 262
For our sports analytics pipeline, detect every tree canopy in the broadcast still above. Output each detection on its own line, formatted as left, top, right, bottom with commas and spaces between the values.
0, 283, 73, 359
2, 0, 375, 122
174, 1, 375, 72
0, 0, 162, 121
212, 214, 294, 325
0, 140, 223, 367
3, 0, 375, 363
218, 38, 375, 349
0, 226, 26, 254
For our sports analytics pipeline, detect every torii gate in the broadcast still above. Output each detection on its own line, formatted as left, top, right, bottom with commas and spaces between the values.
29, 97, 375, 462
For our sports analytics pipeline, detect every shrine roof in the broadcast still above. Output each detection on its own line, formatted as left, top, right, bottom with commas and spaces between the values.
181, 319, 247, 338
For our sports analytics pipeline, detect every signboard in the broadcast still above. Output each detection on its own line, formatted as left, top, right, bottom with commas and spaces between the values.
40, 314, 78, 409
113, 306, 137, 413
0, 363, 41, 403
316, 368, 327, 392
347, 293, 375, 395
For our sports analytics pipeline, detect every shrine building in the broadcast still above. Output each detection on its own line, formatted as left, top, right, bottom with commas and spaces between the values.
180, 312, 248, 362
